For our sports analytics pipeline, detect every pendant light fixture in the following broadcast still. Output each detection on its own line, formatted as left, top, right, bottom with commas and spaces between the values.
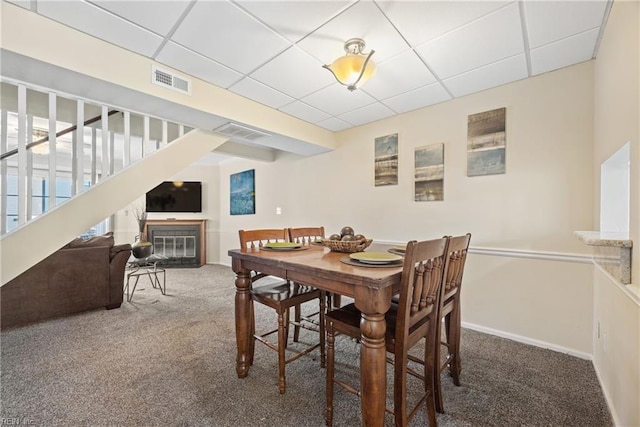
323, 38, 376, 91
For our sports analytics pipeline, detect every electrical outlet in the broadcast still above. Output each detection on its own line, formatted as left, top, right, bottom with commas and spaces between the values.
276, 207, 282, 215
597, 320, 607, 352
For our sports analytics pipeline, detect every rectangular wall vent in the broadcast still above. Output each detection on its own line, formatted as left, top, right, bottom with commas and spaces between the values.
152, 66, 191, 95
213, 122, 271, 142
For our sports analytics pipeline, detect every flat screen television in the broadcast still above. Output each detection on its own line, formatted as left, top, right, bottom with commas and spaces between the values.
146, 181, 202, 213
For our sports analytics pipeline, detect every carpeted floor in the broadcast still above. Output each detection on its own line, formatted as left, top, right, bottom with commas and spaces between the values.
0, 265, 612, 426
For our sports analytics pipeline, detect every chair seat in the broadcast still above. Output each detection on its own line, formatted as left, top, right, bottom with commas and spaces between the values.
326, 303, 433, 353
252, 281, 322, 309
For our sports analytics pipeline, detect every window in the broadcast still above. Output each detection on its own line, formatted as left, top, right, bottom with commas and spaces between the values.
4, 174, 108, 236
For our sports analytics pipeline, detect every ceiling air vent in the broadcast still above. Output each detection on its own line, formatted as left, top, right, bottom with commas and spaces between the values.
213, 122, 271, 142
152, 66, 191, 95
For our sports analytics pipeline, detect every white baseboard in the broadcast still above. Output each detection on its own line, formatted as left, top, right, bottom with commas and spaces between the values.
462, 321, 592, 360
212, 261, 231, 267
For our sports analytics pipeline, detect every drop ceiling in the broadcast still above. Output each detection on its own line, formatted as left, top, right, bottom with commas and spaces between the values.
6, 0, 611, 133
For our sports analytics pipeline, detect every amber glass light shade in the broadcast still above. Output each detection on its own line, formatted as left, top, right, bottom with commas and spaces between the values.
323, 38, 376, 91
326, 54, 376, 89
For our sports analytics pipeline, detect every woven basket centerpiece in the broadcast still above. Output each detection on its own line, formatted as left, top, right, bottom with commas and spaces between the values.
323, 238, 373, 253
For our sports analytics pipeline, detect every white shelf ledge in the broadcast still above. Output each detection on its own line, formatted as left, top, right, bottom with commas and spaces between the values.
575, 231, 632, 284
574, 231, 632, 248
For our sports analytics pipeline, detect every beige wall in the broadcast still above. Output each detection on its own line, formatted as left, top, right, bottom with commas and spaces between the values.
592, 1, 640, 426
218, 61, 596, 356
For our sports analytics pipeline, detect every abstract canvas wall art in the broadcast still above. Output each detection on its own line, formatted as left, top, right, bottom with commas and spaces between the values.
230, 169, 255, 215
414, 143, 444, 201
374, 133, 398, 186
467, 107, 506, 177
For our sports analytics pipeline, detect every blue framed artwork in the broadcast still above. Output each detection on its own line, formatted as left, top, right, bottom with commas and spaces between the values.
230, 169, 255, 215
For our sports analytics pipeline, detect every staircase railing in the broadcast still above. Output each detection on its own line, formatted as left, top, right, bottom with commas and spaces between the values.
0, 80, 192, 236
0, 109, 120, 161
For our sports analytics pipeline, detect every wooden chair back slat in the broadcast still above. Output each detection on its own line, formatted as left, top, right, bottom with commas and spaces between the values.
411, 262, 425, 315
396, 238, 450, 334
443, 233, 471, 294
239, 229, 288, 249
288, 227, 325, 245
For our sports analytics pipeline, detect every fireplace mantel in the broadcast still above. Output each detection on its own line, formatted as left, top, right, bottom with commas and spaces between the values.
145, 219, 206, 267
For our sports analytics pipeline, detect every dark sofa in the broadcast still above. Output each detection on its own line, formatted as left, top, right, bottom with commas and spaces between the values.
1, 233, 131, 330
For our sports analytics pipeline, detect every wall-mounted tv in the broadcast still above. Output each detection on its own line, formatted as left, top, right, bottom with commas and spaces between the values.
146, 181, 202, 213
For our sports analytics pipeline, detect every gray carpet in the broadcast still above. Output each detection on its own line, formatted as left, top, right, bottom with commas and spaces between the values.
0, 265, 612, 426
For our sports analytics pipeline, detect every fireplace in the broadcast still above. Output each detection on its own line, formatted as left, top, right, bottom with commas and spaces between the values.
144, 220, 206, 267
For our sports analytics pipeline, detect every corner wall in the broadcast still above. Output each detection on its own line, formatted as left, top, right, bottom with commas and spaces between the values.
592, 1, 640, 425
218, 62, 595, 356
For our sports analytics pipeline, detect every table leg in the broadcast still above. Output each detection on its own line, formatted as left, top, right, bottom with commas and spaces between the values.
359, 313, 387, 427
355, 287, 392, 427
233, 262, 253, 378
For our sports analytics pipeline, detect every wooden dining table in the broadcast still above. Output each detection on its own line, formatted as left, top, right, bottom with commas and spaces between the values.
228, 243, 403, 427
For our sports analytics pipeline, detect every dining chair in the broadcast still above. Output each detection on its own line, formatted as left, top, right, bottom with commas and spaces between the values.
288, 226, 325, 245
435, 233, 471, 413
288, 226, 342, 310
325, 237, 451, 427
238, 229, 326, 394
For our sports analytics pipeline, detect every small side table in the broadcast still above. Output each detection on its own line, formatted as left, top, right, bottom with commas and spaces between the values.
125, 254, 168, 302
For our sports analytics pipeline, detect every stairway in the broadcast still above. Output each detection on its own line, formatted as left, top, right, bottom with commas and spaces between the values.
0, 82, 229, 285
1, 128, 228, 285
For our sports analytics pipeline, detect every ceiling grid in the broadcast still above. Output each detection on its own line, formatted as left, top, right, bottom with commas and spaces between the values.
7, 0, 611, 132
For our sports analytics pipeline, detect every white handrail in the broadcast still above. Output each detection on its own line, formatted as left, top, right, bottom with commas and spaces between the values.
0, 80, 195, 238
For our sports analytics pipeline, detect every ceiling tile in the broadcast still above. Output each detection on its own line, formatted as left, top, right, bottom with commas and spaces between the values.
297, 1, 408, 64
361, 50, 437, 100
37, 1, 164, 57
442, 54, 528, 98
524, 0, 609, 49
235, 0, 355, 43
156, 42, 242, 88
530, 28, 600, 76
229, 77, 294, 109
378, 0, 510, 46
302, 83, 377, 117
279, 101, 331, 124
250, 46, 334, 99
415, 2, 524, 79
87, 0, 191, 36
338, 102, 396, 126
20, 0, 613, 136
382, 83, 452, 114
171, 1, 290, 74
315, 117, 352, 132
